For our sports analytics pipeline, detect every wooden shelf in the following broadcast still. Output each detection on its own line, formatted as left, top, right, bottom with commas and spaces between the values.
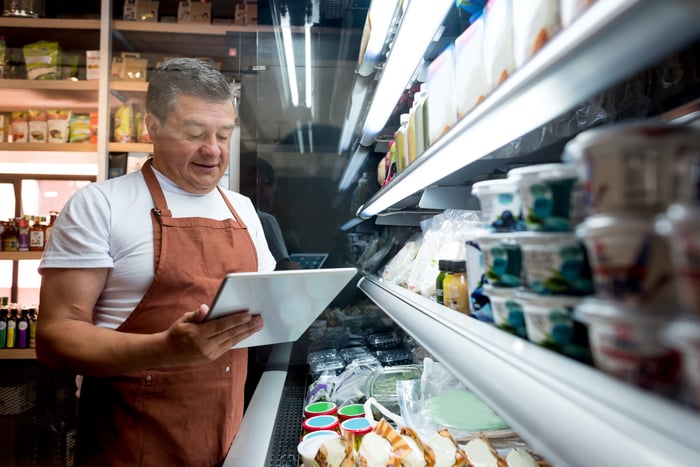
0, 17, 100, 30
0, 252, 43, 260
0, 79, 100, 91
109, 142, 153, 153
0, 143, 97, 152
112, 19, 264, 35
0, 348, 37, 360
110, 81, 149, 92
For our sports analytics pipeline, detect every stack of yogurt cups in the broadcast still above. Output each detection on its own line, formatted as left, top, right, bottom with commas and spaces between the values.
471, 162, 594, 364
564, 120, 700, 401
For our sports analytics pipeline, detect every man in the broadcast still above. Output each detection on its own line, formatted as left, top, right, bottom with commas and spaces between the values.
248, 157, 301, 270
36, 57, 276, 466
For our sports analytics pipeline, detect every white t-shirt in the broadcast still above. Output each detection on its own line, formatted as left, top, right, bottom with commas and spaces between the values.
39, 167, 276, 329
257, 210, 289, 262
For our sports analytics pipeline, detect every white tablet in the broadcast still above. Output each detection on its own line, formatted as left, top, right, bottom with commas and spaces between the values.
205, 267, 358, 348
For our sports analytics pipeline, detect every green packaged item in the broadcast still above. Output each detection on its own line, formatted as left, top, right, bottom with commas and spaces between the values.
23, 41, 60, 80
69, 114, 91, 143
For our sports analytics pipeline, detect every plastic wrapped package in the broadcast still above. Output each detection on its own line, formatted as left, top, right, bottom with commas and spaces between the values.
454, 15, 488, 119
512, 0, 560, 69
560, 0, 596, 27
367, 331, 401, 351
483, 0, 515, 90
426, 44, 457, 145
381, 233, 422, 286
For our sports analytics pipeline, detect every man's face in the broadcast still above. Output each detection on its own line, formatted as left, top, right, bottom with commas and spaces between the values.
148, 94, 236, 194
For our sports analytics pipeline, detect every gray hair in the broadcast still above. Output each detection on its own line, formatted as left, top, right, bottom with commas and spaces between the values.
146, 57, 233, 123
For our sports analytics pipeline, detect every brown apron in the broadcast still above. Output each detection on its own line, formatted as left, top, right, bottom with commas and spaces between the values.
75, 160, 258, 467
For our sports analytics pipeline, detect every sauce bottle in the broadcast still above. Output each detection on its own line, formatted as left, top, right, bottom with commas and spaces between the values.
28, 306, 38, 348
17, 307, 29, 348
2, 219, 19, 252
18, 216, 30, 252
0, 298, 8, 348
436, 260, 451, 305
6, 305, 17, 348
29, 216, 46, 251
444, 260, 470, 314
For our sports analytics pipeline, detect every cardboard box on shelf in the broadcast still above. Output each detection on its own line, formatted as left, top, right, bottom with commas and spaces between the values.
111, 52, 148, 81
124, 0, 159, 22
178, 1, 212, 24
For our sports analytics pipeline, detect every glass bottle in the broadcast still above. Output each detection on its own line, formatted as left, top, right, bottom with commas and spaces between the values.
444, 260, 470, 314
6, 305, 18, 348
17, 216, 30, 252
0, 298, 8, 348
436, 260, 452, 305
2, 218, 19, 252
29, 216, 46, 251
45, 211, 59, 245
28, 306, 38, 348
17, 307, 29, 348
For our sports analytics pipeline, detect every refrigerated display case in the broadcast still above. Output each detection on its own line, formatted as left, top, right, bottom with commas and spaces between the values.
229, 1, 700, 466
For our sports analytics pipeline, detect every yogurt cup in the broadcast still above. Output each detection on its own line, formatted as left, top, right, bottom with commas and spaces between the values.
663, 317, 700, 408
577, 213, 675, 307
337, 403, 365, 421
517, 292, 590, 362
302, 430, 341, 442
508, 163, 584, 232
339, 417, 372, 451
471, 178, 525, 232
483, 284, 526, 338
302, 415, 339, 437
515, 232, 594, 296
474, 233, 523, 287
304, 401, 338, 419
297, 432, 341, 467
656, 204, 700, 317
465, 239, 493, 322
575, 297, 681, 395
563, 121, 700, 214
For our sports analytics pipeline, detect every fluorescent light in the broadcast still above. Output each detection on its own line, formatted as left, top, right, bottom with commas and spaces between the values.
281, 11, 299, 106
360, 0, 453, 145
338, 146, 370, 191
358, 0, 399, 76
304, 22, 312, 109
337, 76, 370, 154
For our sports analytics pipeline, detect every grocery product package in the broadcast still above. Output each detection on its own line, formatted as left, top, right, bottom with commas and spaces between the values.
406, 210, 485, 298
28, 110, 47, 143
483, 0, 514, 90
426, 44, 457, 146
512, 0, 560, 68
381, 232, 423, 287
454, 14, 488, 119
396, 358, 512, 442
113, 104, 134, 143
68, 114, 91, 143
47, 109, 72, 143
23, 41, 60, 80
11, 111, 28, 143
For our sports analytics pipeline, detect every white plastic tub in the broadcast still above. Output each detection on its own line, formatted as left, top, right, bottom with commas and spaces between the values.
471, 178, 524, 232
515, 232, 593, 296
663, 317, 700, 408
508, 163, 583, 232
517, 291, 589, 361
483, 284, 526, 338
563, 121, 700, 214
577, 213, 674, 307
474, 233, 523, 288
656, 204, 700, 318
575, 297, 680, 395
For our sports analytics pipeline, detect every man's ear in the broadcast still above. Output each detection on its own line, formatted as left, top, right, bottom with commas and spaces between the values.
145, 113, 159, 138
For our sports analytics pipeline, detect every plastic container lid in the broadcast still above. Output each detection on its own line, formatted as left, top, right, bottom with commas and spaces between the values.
304, 401, 338, 419
507, 163, 578, 181
337, 403, 365, 420
576, 213, 654, 237
656, 203, 700, 236
340, 417, 372, 435
471, 178, 516, 196
574, 297, 672, 325
302, 429, 341, 442
302, 415, 340, 432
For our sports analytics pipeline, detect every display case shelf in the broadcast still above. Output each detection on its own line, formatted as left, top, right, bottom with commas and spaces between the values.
108, 142, 153, 153
356, 0, 700, 219
358, 275, 700, 467
0, 17, 100, 30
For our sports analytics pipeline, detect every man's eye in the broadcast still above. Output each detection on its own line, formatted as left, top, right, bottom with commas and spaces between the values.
217, 134, 230, 142
187, 133, 204, 139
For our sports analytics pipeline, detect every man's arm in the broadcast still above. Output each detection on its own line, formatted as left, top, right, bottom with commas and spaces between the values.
36, 268, 263, 377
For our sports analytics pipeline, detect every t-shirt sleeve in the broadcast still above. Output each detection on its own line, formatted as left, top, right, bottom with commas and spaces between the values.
39, 183, 114, 272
